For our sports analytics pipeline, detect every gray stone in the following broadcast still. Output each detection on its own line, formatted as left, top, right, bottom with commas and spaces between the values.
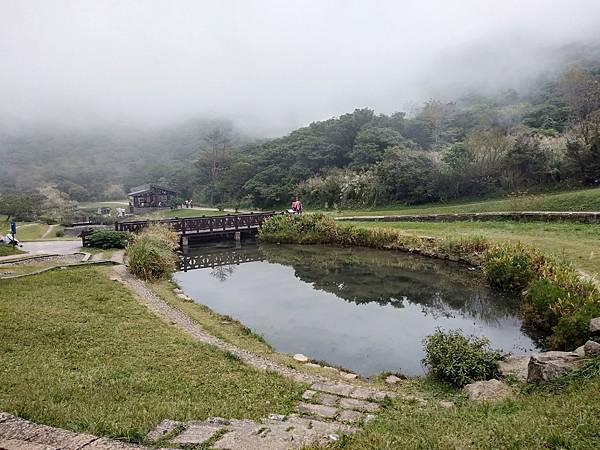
364, 414, 376, 424
584, 340, 600, 356
339, 398, 380, 412
315, 392, 339, 406
0, 417, 45, 441
173, 288, 183, 294
385, 375, 402, 385
439, 400, 455, 409
342, 372, 358, 380
268, 414, 286, 421
337, 410, 364, 424
349, 386, 379, 400
146, 419, 183, 442
213, 415, 355, 450
170, 423, 223, 444
464, 379, 512, 402
305, 363, 321, 368
590, 317, 600, 333
293, 353, 309, 363
574, 344, 586, 357
527, 351, 582, 382
302, 390, 317, 400
311, 381, 353, 397
296, 402, 338, 419
176, 293, 188, 300
81, 438, 146, 450
0, 439, 57, 450
499, 355, 531, 382
25, 426, 97, 450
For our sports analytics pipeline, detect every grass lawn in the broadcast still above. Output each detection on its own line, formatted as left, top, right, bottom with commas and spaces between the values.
0, 245, 25, 257
12, 222, 49, 241
0, 267, 303, 443
314, 373, 600, 449
146, 208, 233, 219
327, 186, 600, 217
350, 221, 600, 277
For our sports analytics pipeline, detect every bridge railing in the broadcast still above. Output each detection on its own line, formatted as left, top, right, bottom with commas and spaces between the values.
115, 212, 278, 235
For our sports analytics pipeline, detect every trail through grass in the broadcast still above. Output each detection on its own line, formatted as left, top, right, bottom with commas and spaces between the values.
0, 267, 303, 442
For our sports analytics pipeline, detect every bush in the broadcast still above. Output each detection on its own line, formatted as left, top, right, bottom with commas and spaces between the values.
549, 302, 600, 350
522, 279, 566, 332
483, 243, 541, 290
126, 225, 178, 281
55, 229, 65, 238
422, 329, 506, 387
86, 230, 130, 249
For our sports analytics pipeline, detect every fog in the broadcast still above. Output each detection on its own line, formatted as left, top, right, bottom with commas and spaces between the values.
2, 0, 600, 136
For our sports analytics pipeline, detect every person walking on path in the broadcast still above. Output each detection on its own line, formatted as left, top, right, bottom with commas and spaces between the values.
10, 219, 17, 237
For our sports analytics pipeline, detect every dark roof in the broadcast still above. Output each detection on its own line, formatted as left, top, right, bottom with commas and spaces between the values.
127, 183, 177, 196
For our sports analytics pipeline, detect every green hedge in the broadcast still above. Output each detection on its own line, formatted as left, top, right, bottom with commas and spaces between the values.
86, 230, 130, 249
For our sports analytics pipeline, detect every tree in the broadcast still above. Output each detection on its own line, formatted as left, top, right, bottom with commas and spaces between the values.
559, 67, 600, 143
349, 127, 407, 167
0, 193, 45, 221
504, 135, 548, 187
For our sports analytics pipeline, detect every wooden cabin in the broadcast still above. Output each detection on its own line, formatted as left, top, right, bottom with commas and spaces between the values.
127, 184, 177, 212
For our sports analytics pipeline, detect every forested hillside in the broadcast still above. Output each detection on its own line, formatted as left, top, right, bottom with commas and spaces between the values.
2, 62, 600, 211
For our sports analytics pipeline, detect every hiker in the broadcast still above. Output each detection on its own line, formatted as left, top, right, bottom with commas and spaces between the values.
189, 199, 193, 208
10, 219, 16, 237
291, 197, 303, 214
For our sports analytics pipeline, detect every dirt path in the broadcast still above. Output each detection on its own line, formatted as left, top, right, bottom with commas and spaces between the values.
40, 224, 57, 239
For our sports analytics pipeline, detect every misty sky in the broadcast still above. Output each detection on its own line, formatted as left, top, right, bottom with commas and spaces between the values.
2, 0, 600, 135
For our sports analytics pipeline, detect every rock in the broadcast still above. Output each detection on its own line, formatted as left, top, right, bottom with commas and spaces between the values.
176, 293, 188, 300
146, 419, 183, 442
296, 402, 338, 419
385, 375, 402, 385
498, 355, 531, 382
342, 372, 358, 380
527, 351, 582, 382
302, 390, 317, 400
311, 381, 354, 397
574, 344, 586, 357
337, 409, 364, 424
267, 414, 286, 421
173, 288, 183, 294
293, 353, 309, 363
315, 392, 339, 406
584, 340, 600, 356
305, 362, 321, 368
171, 422, 223, 444
463, 379, 512, 402
439, 400, 454, 409
339, 398, 380, 413
590, 317, 600, 334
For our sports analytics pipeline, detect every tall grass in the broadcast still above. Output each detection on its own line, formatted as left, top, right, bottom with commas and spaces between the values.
126, 225, 178, 281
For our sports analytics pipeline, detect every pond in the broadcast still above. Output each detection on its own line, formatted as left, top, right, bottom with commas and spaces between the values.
174, 241, 539, 376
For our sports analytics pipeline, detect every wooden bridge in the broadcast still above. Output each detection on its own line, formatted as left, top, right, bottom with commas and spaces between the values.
114, 211, 278, 245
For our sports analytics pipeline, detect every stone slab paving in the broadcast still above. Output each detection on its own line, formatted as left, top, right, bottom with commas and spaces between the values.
0, 413, 148, 450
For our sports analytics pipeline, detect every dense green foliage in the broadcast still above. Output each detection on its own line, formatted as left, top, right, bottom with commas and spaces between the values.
261, 214, 600, 349
86, 230, 130, 249
126, 225, 178, 280
2, 63, 600, 213
422, 330, 505, 387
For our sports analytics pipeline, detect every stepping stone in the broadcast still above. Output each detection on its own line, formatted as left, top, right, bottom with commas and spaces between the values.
302, 390, 317, 400
337, 410, 364, 424
348, 386, 379, 400
213, 415, 355, 450
339, 398, 380, 412
315, 392, 339, 406
170, 422, 223, 444
146, 419, 183, 442
296, 402, 338, 419
80, 438, 146, 450
311, 381, 353, 397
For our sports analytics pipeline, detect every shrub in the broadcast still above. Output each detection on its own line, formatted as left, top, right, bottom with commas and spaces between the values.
522, 279, 566, 331
86, 230, 130, 249
483, 243, 542, 290
549, 302, 600, 349
422, 329, 506, 387
126, 225, 178, 281
55, 229, 65, 238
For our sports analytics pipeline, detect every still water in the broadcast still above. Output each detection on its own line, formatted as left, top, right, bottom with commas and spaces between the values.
174, 241, 539, 376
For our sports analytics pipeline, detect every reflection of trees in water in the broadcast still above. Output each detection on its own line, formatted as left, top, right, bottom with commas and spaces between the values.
210, 264, 236, 281
260, 244, 520, 325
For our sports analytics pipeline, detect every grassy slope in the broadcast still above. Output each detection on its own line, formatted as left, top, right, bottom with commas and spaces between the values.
13, 223, 49, 241
0, 246, 25, 257
351, 221, 600, 277
0, 267, 303, 442
316, 375, 600, 449
328, 187, 600, 216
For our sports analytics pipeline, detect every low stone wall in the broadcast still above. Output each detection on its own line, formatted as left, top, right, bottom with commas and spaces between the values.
336, 211, 600, 224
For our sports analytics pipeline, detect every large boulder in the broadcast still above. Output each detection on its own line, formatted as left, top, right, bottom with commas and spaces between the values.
463, 379, 512, 402
499, 355, 531, 382
527, 351, 582, 382
590, 317, 600, 334
584, 340, 600, 357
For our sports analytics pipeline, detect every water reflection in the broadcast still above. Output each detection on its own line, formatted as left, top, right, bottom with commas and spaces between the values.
175, 241, 539, 376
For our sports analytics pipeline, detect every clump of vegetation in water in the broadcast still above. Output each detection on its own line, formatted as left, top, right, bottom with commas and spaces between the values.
423, 329, 506, 387
86, 230, 130, 249
261, 214, 600, 349
126, 225, 178, 280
